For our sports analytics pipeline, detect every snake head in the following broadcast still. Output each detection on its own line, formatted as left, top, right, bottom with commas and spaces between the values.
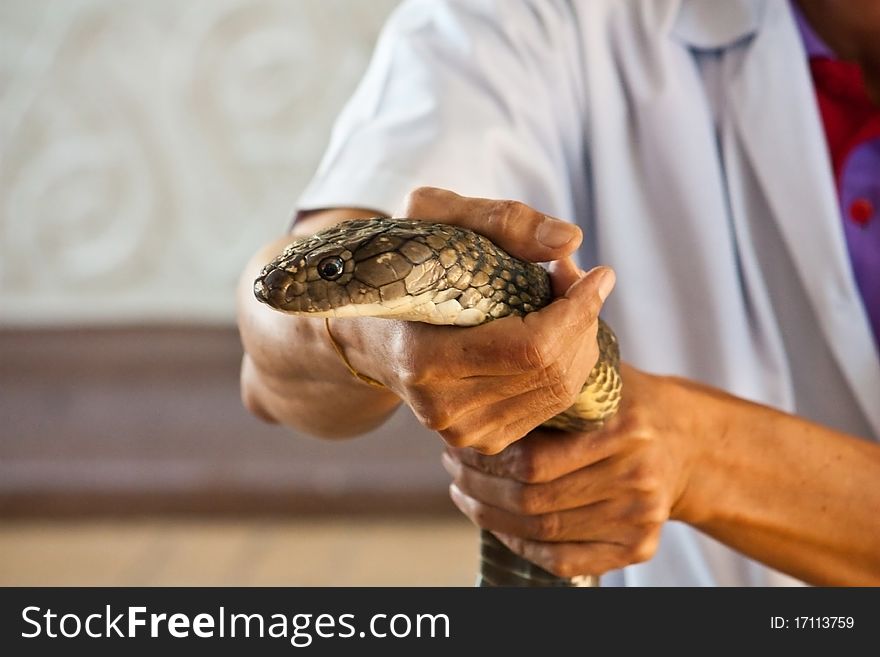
254, 217, 551, 325
253, 218, 450, 319
254, 239, 352, 314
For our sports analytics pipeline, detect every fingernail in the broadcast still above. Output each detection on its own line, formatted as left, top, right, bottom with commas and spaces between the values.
537, 217, 578, 248
595, 267, 616, 302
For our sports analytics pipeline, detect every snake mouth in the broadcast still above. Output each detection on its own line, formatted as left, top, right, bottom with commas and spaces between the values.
253, 277, 269, 304
254, 265, 300, 309
255, 269, 470, 323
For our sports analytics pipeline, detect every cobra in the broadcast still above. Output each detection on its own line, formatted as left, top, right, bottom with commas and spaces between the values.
254, 217, 622, 587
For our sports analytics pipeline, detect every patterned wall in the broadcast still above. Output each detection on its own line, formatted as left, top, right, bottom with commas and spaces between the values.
0, 0, 400, 325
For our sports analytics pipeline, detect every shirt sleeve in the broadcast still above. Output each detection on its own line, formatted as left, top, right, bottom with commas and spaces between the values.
295, 0, 589, 222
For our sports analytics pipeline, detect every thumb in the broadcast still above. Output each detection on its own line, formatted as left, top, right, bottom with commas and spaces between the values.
537, 265, 615, 333
571, 266, 616, 306
401, 186, 582, 263
522, 265, 615, 366
548, 256, 582, 297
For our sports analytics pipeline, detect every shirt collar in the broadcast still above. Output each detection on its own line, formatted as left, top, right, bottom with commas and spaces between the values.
670, 0, 839, 58
670, 0, 764, 50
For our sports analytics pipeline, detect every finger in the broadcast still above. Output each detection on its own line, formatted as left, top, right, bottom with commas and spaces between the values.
391, 319, 541, 379
401, 187, 582, 263
407, 368, 556, 436
524, 266, 614, 346
436, 324, 607, 451
443, 451, 625, 514
450, 424, 624, 482
449, 483, 617, 542
398, 316, 574, 379
423, 362, 593, 430
547, 257, 582, 298
491, 532, 629, 578
435, 385, 568, 450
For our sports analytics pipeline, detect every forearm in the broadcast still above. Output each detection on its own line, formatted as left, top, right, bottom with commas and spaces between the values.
237, 211, 401, 437
673, 378, 880, 585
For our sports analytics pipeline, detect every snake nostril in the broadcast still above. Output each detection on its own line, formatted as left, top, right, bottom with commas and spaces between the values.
263, 268, 288, 290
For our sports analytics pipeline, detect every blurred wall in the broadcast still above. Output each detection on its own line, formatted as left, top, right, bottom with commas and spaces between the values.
0, 0, 400, 325
0, 0, 455, 517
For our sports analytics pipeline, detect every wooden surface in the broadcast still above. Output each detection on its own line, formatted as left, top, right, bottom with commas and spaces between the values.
0, 517, 476, 586
0, 327, 451, 516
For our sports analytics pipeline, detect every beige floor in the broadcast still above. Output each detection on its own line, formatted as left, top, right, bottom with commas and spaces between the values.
0, 517, 477, 586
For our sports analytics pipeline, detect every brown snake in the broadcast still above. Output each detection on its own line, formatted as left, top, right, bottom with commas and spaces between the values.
254, 217, 622, 587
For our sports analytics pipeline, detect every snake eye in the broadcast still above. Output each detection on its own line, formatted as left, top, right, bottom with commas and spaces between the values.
317, 256, 345, 281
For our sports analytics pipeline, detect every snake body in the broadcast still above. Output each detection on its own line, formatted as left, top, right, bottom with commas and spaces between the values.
254, 217, 622, 586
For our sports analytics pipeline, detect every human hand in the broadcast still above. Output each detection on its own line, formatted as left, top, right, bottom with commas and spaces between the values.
355, 187, 616, 454
441, 365, 706, 576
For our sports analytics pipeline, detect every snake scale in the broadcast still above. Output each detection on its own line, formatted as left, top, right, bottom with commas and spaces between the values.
254, 217, 622, 587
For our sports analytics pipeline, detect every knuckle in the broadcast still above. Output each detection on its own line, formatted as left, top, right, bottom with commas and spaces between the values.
644, 498, 670, 525
545, 554, 577, 579
487, 200, 523, 232
511, 483, 545, 515
621, 404, 652, 437
457, 424, 516, 455
624, 535, 660, 565
536, 333, 562, 366
516, 333, 562, 374
421, 408, 451, 431
438, 426, 472, 448
630, 497, 668, 526
421, 413, 450, 432
453, 449, 487, 473
471, 439, 507, 456
584, 294, 603, 325
626, 462, 660, 494
646, 507, 668, 526
518, 337, 548, 372
412, 397, 453, 432
403, 186, 439, 214
241, 386, 277, 424
609, 543, 637, 570
510, 448, 545, 484
533, 513, 562, 541
547, 372, 579, 414
470, 503, 491, 529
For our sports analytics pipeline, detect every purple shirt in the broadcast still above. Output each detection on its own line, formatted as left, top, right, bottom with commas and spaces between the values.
794, 5, 880, 349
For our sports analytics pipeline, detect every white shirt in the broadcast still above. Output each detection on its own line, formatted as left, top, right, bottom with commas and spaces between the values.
298, 0, 880, 586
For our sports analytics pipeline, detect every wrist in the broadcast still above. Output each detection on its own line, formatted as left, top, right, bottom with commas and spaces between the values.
663, 375, 730, 527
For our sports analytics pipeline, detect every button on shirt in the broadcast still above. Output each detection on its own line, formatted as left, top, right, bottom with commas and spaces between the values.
794, 7, 880, 349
